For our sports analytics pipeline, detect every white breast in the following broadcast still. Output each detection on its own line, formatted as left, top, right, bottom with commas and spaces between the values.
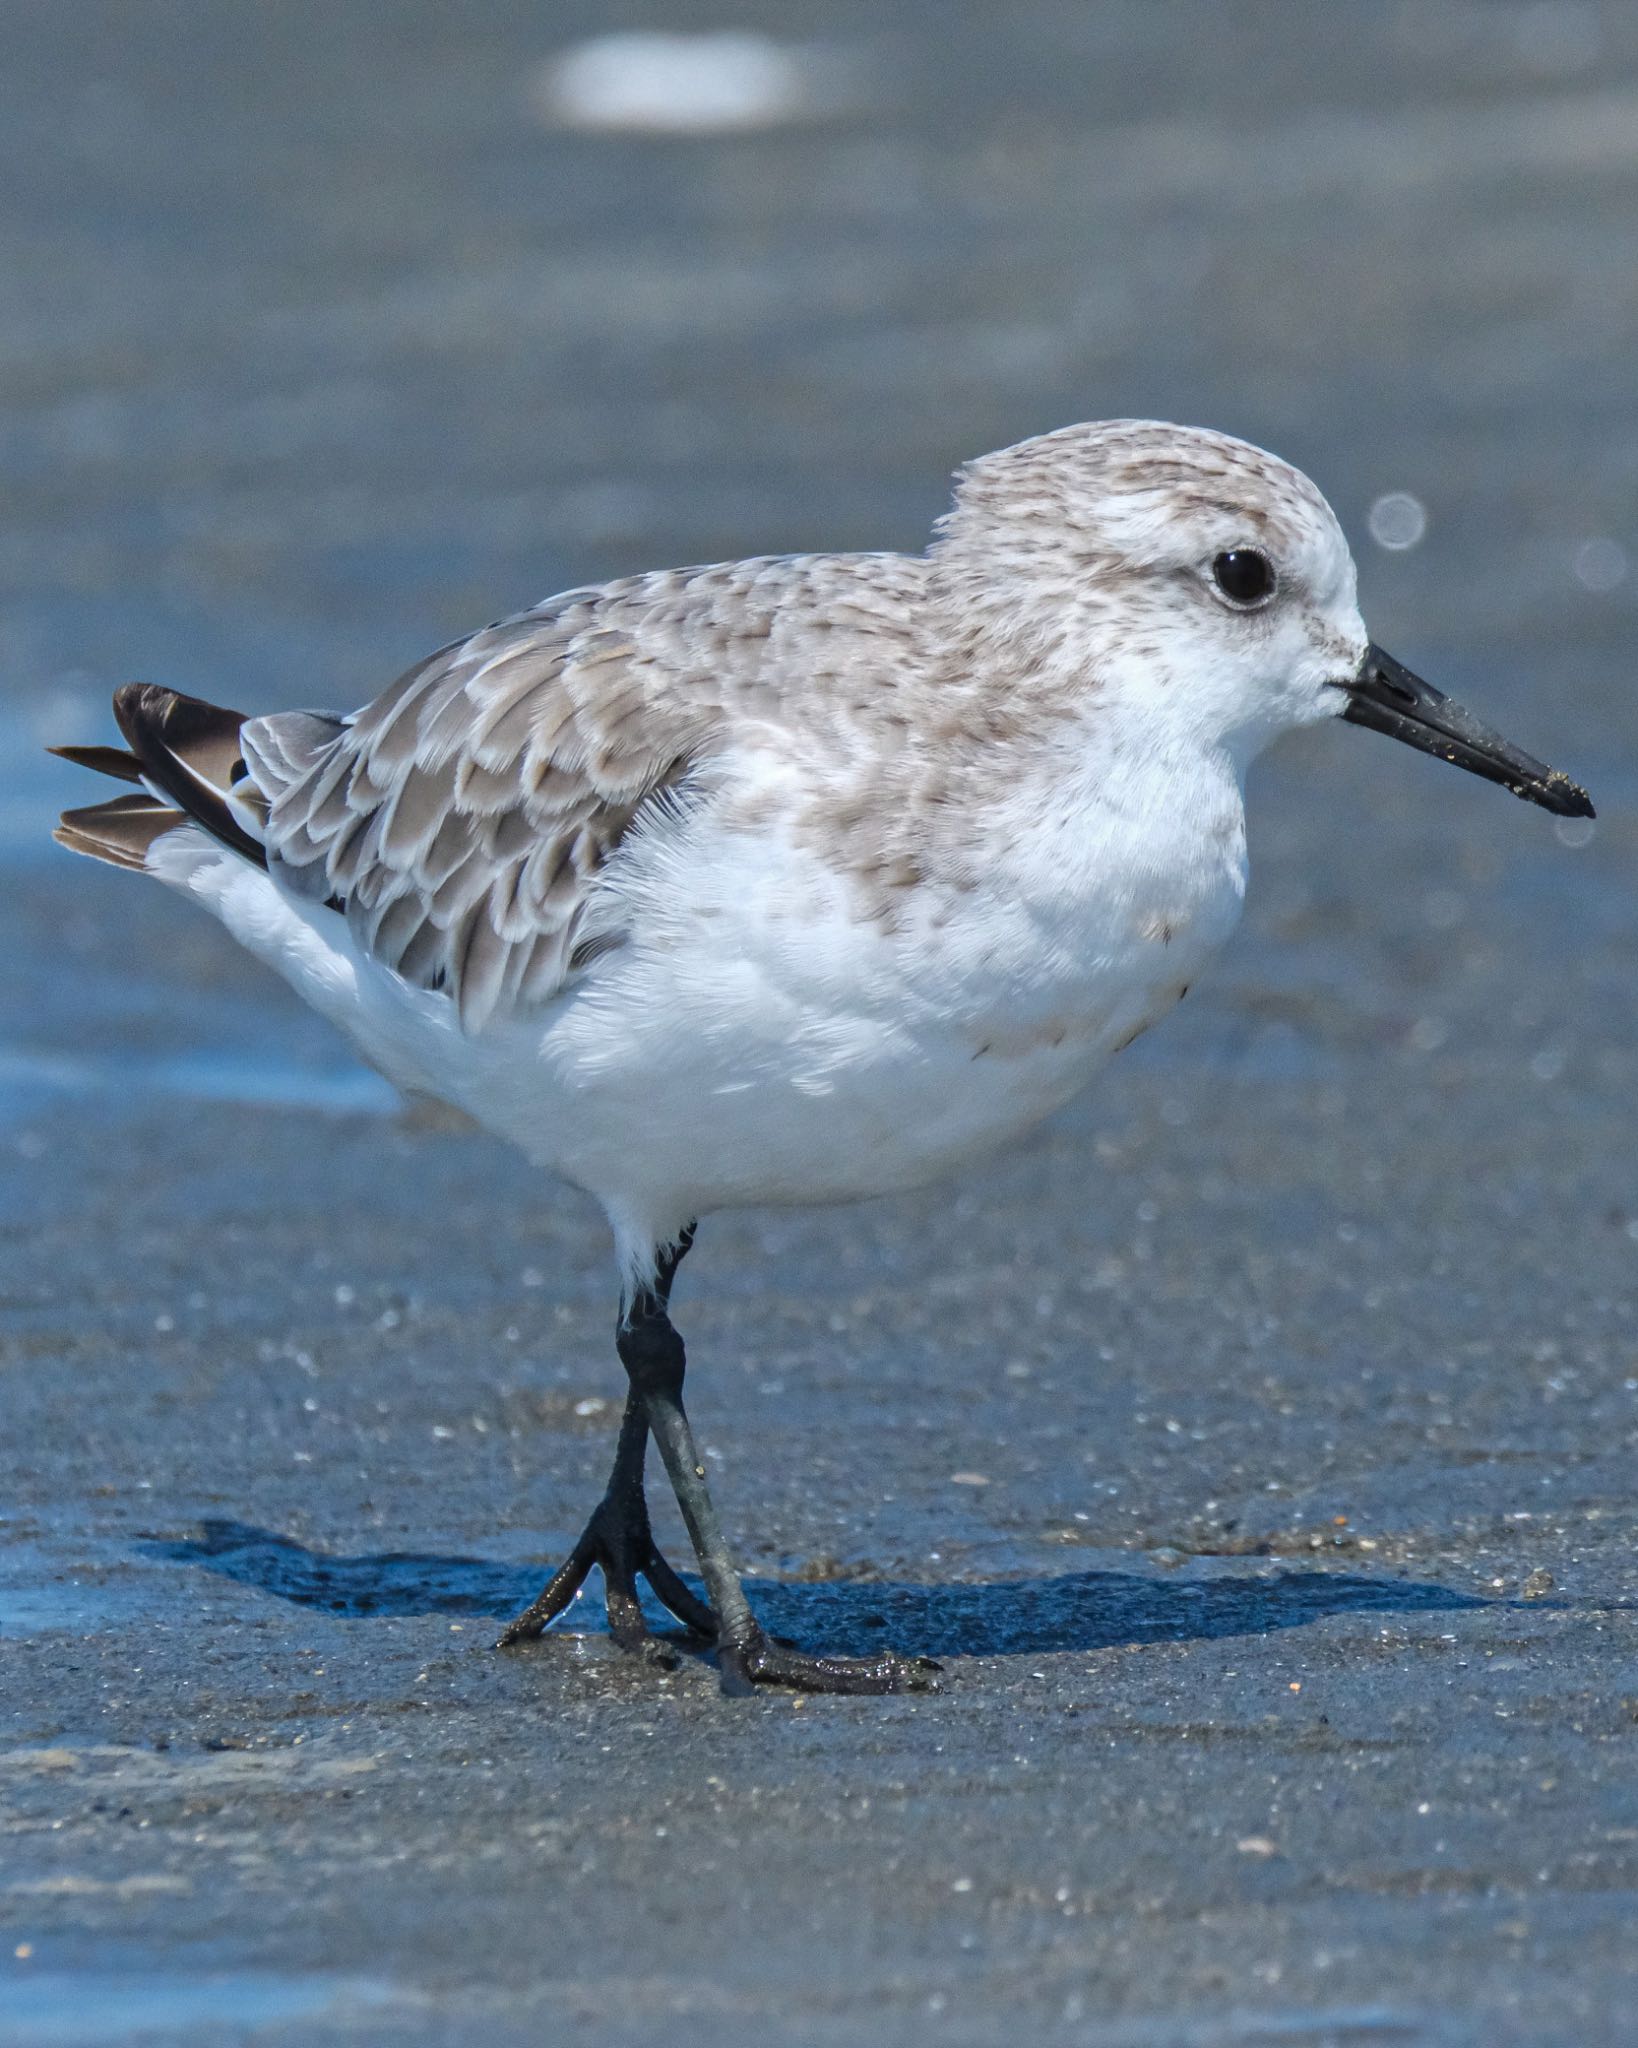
150, 738, 1250, 1261
510, 743, 1250, 1233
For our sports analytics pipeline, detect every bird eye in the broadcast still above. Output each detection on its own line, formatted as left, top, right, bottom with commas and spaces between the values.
1211, 549, 1276, 608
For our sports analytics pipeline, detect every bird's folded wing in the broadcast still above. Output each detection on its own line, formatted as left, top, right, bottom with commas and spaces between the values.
241, 595, 716, 1032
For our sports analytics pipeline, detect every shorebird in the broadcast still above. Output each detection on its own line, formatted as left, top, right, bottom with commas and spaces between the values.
51, 420, 1592, 1694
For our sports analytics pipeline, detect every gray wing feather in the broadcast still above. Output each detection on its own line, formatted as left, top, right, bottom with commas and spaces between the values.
236, 551, 930, 1032
238, 599, 706, 1032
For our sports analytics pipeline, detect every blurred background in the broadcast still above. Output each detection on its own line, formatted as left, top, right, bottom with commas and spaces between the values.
5, 5, 1638, 2040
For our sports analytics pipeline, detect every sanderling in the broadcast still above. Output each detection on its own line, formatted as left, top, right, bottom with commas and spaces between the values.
52, 419, 1592, 1695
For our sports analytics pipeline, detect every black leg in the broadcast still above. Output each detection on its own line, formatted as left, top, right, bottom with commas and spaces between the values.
496, 1232, 714, 1658
617, 1266, 939, 1698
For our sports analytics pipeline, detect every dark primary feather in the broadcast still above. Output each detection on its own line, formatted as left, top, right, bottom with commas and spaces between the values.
111, 683, 267, 868
50, 686, 261, 876
47, 743, 144, 785
54, 793, 184, 872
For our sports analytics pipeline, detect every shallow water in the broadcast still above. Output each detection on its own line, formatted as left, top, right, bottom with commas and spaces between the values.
0, 1043, 397, 1125
0, 1971, 394, 2044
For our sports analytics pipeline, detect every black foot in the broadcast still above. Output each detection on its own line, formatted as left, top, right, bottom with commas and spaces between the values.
718, 1626, 941, 1697
495, 1492, 716, 1663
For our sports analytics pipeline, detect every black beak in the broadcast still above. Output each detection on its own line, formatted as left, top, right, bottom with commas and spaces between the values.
1338, 644, 1593, 820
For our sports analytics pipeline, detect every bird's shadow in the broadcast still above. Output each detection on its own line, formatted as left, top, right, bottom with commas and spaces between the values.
144, 1520, 1488, 1660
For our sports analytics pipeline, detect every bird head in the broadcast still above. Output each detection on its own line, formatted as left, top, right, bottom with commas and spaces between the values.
935, 419, 1592, 819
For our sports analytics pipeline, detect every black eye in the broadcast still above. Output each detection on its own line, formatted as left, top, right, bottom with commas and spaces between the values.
1211, 548, 1275, 608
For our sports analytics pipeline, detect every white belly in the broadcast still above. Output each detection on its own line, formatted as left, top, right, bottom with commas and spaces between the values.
150, 751, 1248, 1259
504, 796, 1246, 1229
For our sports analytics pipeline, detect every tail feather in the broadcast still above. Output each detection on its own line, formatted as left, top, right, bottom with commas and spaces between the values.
52, 683, 269, 874
54, 793, 185, 872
